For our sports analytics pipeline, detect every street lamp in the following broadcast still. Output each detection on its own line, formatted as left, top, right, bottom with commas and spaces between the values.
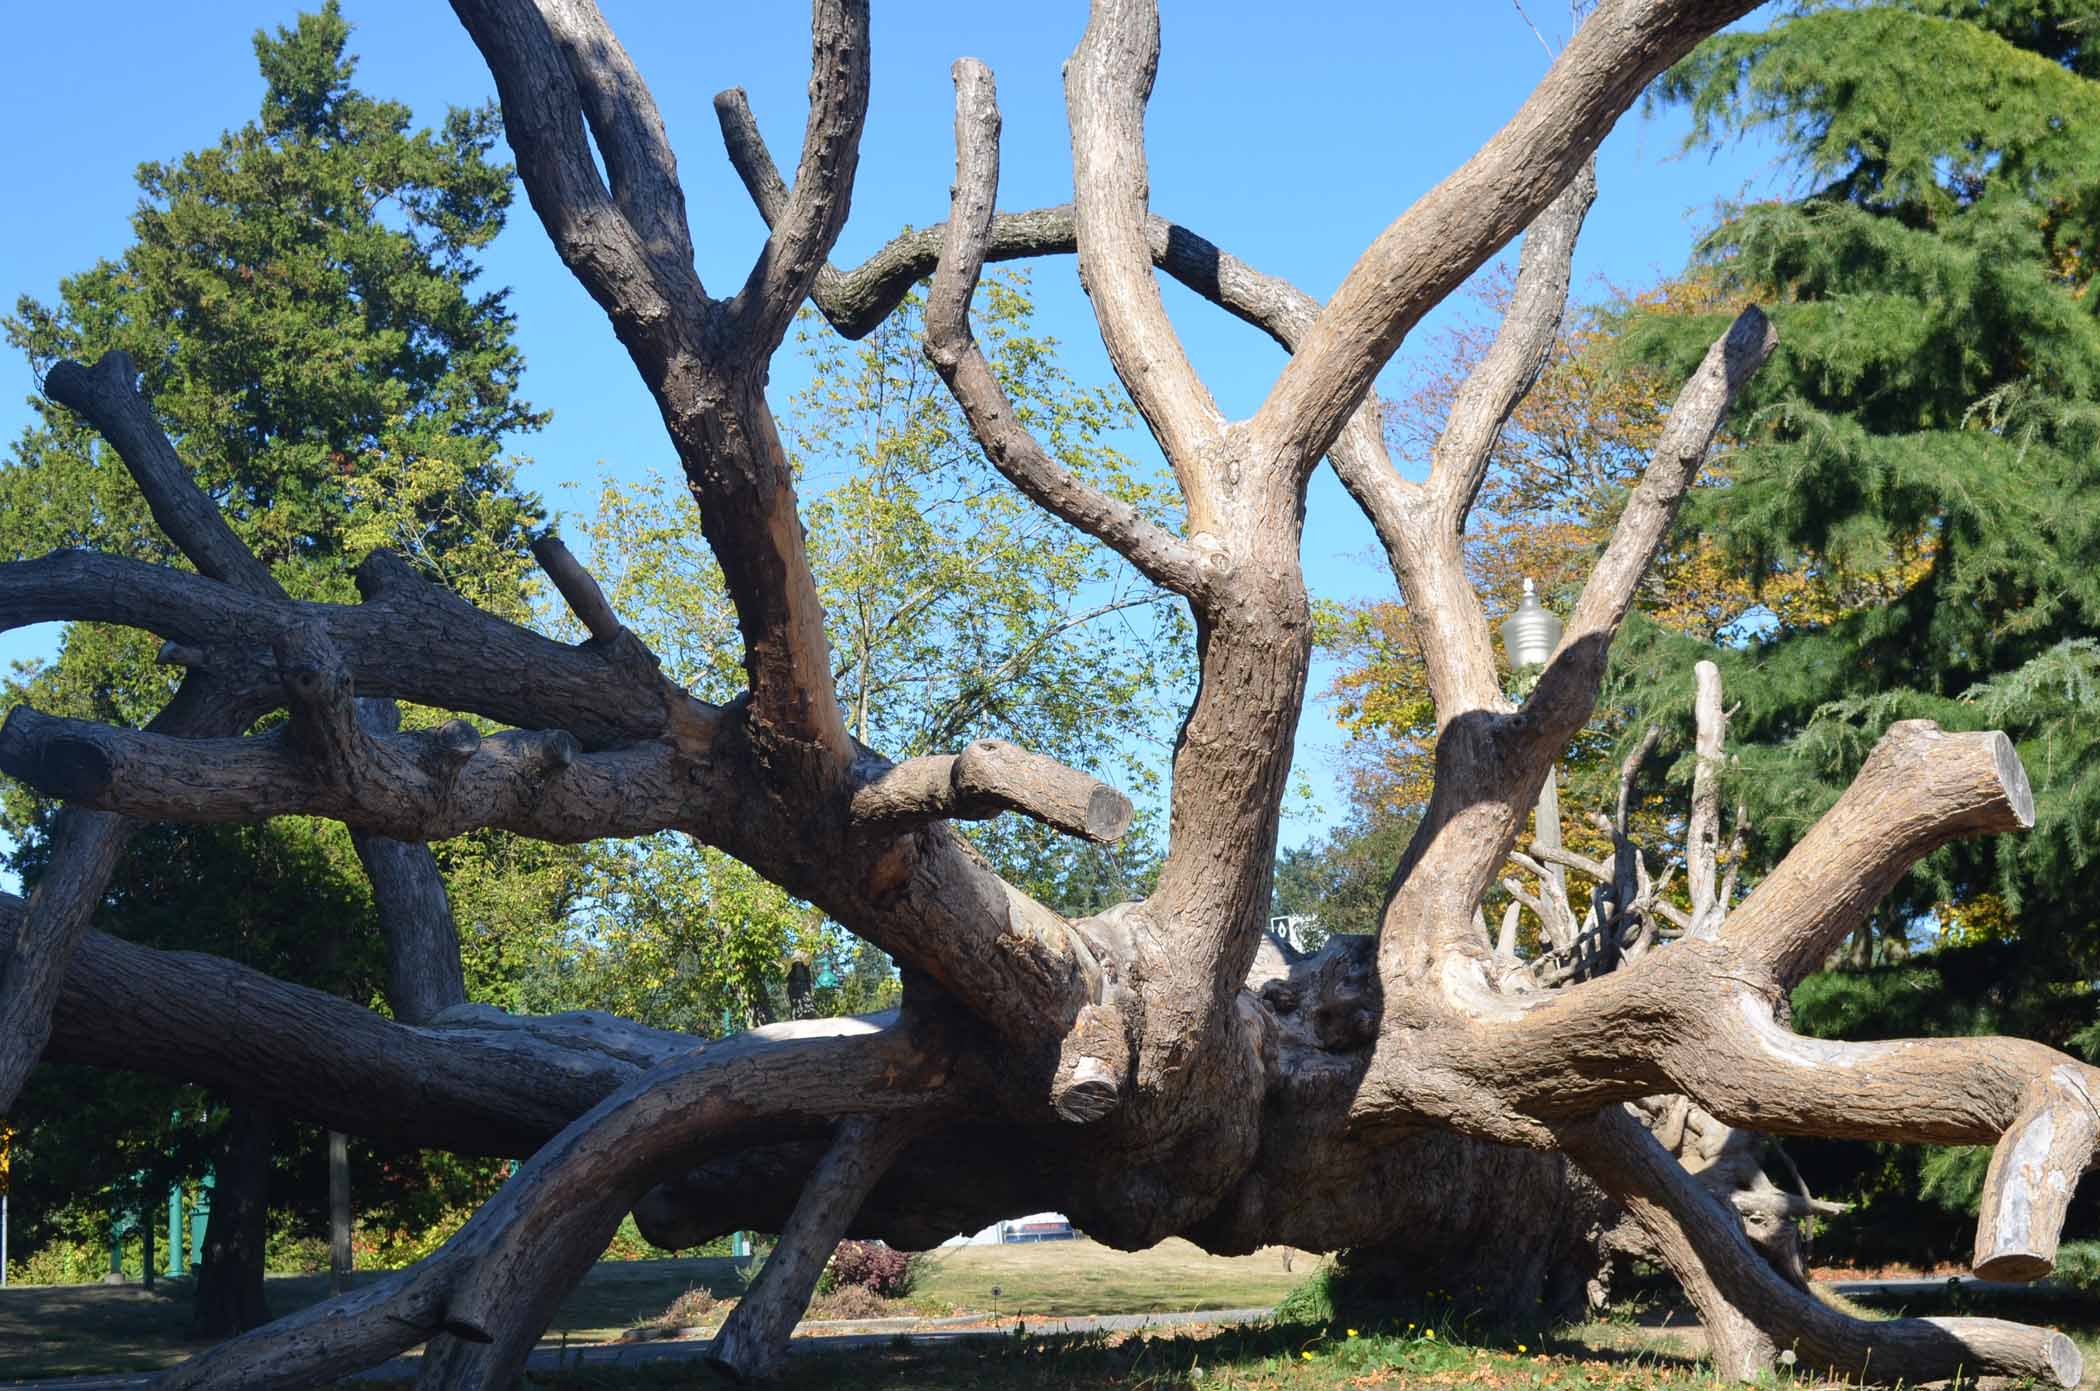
1500, 578, 1567, 944
1499, 576, 1563, 670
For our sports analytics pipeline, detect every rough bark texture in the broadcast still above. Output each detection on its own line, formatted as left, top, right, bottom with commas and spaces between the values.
2, 2, 2090, 1386
706, 1115, 921, 1379
191, 1105, 275, 1339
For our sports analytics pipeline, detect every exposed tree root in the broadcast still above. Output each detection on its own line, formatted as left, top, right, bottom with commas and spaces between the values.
1562, 1105, 2083, 1387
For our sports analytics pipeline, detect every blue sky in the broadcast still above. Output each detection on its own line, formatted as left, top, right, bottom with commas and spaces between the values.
0, 1, 1786, 854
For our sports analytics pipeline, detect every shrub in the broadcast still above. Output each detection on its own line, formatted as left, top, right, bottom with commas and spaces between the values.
1274, 1265, 1338, 1326
818, 1238, 917, 1298
657, 1285, 722, 1327
9, 1235, 111, 1285
2055, 1240, 2100, 1293
808, 1282, 890, 1320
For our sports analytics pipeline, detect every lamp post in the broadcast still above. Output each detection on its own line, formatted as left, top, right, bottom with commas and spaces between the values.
1500, 578, 1568, 932
1498, 577, 1562, 671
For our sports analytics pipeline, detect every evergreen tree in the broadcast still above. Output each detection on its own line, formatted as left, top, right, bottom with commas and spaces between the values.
1622, 0, 2100, 965
0, 3, 563, 1318
1586, 0, 2100, 1259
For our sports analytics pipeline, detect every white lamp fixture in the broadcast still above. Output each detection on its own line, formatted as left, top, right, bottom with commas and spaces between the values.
1498, 577, 1562, 668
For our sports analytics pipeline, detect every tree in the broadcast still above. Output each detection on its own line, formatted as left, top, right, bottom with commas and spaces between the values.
1622, 0, 2100, 969
0, 2, 563, 1332
0, 3, 2091, 1387
1582, 0, 2100, 1267
551, 275, 1183, 1032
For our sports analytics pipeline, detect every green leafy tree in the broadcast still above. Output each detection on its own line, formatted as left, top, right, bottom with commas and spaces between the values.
0, 3, 564, 1318
1557, 0, 2100, 1261
555, 275, 1189, 1030
1621, 1, 2100, 952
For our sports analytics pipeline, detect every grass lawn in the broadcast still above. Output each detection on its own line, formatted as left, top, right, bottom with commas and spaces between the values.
376, 1320, 1720, 1391
0, 1240, 1308, 1379
911, 1238, 1307, 1319
10, 1246, 2093, 1387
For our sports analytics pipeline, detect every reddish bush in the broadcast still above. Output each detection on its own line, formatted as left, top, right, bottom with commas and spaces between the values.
820, 1238, 917, 1298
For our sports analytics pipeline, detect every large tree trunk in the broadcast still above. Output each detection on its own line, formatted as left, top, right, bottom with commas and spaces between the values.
191, 1105, 273, 1339
1315, 1150, 1614, 1331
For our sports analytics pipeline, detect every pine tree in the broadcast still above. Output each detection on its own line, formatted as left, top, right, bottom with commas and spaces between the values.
1594, 0, 2100, 1260
0, 3, 559, 1321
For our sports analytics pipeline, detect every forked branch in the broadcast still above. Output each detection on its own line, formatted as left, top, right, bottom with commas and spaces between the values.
724, 0, 873, 354
922, 58, 1210, 597
450, 0, 705, 332
1248, 0, 1762, 478
1521, 305, 1773, 744
1065, 0, 1228, 508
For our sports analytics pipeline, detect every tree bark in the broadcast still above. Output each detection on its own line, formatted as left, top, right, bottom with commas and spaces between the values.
192, 1105, 273, 1339
707, 1115, 921, 1379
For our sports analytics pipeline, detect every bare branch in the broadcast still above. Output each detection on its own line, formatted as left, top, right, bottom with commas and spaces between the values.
711, 93, 1410, 562
354, 831, 467, 1024
0, 550, 700, 750
0, 703, 689, 845
44, 351, 282, 596
1559, 1104, 2082, 1387
1246, 0, 1761, 479
707, 1113, 922, 1379
0, 354, 303, 1107
1430, 160, 1597, 528
0, 810, 130, 1109
850, 739, 1134, 845
1976, 1067, 2100, 1281
724, 0, 873, 354
1725, 719, 2033, 987
1614, 724, 1661, 832
1526, 842, 1692, 931
1685, 661, 1727, 936
532, 533, 624, 643
450, 0, 701, 332
1066, 0, 1228, 507
921, 59, 1209, 597
1524, 306, 1774, 740
1050, 1000, 1131, 1124
536, 0, 696, 279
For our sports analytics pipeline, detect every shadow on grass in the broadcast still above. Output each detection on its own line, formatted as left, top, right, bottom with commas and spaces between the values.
360, 1316, 1716, 1391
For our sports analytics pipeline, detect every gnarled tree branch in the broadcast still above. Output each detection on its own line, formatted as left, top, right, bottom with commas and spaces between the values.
851, 738, 1133, 845
921, 59, 1209, 597
725, 0, 872, 356
1246, 0, 1762, 479
1065, 0, 1228, 511
1723, 719, 2033, 987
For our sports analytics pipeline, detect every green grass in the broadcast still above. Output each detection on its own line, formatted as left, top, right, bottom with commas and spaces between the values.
0, 1240, 1307, 1378
374, 1320, 1720, 1391
910, 1238, 1307, 1319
